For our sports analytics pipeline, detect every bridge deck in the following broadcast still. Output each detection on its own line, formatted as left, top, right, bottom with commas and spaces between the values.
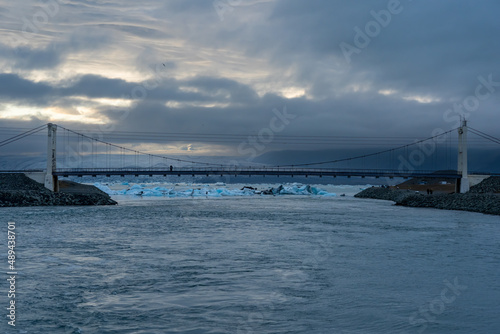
42, 168, 464, 179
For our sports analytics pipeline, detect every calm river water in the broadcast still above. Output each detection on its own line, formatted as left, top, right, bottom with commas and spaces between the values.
1, 190, 499, 333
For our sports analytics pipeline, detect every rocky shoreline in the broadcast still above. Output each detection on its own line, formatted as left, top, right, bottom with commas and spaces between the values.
355, 177, 500, 216
0, 174, 117, 207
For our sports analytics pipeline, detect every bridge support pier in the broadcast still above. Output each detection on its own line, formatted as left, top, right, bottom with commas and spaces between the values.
456, 119, 469, 194
44, 123, 58, 192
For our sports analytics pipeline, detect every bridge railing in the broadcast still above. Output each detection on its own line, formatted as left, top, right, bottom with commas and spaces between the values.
50, 167, 463, 178
52, 166, 452, 173
0, 169, 45, 173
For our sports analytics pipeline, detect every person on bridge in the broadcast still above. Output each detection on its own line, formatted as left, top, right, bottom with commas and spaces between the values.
170, 165, 173, 172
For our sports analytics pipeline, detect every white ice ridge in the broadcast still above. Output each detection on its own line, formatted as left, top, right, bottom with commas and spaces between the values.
93, 182, 337, 198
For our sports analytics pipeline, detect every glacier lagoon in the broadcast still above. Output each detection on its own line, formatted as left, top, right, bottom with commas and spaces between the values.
92, 181, 357, 198
2, 182, 499, 333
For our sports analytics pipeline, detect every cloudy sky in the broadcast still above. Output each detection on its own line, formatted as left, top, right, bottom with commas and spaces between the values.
0, 0, 499, 163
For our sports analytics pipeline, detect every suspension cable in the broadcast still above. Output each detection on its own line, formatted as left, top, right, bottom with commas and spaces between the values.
0, 124, 47, 148
469, 127, 500, 145
276, 128, 458, 167
57, 125, 230, 167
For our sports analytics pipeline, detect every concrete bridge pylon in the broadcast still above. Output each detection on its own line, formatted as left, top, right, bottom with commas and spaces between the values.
43, 123, 58, 192
457, 119, 469, 193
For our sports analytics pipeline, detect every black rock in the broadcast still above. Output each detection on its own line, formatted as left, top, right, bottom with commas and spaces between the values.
0, 173, 117, 207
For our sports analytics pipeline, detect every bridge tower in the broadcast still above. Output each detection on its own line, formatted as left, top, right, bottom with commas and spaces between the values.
456, 119, 469, 193
44, 123, 59, 192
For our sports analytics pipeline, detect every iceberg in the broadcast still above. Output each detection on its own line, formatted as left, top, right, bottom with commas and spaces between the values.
92, 182, 336, 198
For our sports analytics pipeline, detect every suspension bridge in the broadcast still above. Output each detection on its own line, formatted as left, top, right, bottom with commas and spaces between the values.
1, 121, 499, 193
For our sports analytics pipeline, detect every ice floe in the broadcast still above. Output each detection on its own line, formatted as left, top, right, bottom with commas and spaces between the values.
93, 182, 338, 198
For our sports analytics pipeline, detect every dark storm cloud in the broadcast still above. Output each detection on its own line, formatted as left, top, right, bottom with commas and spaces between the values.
10, 44, 62, 70
0, 72, 258, 103
0, 71, 428, 139
266, 0, 500, 98
0, 73, 52, 101
185, 77, 259, 104
0, 72, 263, 114
59, 75, 136, 99
1, 69, 498, 147
141, 0, 500, 113
103, 86, 449, 141
58, 74, 259, 104
191, 0, 500, 100
0, 42, 58, 70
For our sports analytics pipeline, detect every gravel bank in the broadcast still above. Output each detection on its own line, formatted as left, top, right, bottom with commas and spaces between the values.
0, 174, 117, 207
355, 177, 500, 216
469, 176, 500, 193
354, 187, 416, 202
